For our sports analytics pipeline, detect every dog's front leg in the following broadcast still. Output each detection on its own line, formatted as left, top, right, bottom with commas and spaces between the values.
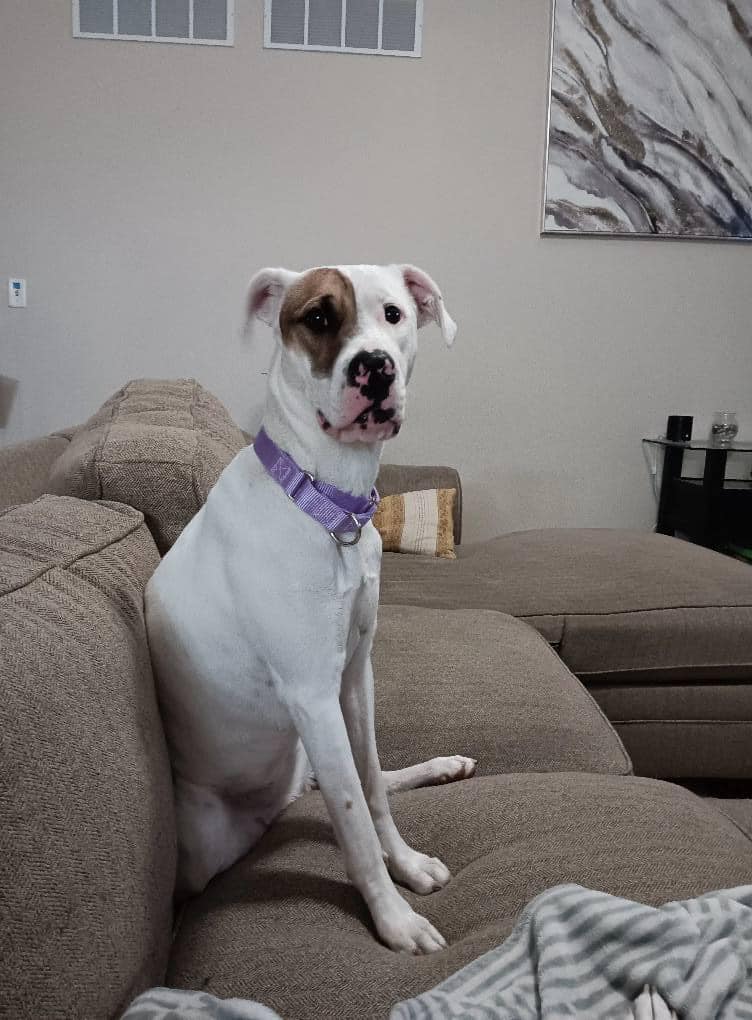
287, 693, 447, 954
340, 646, 456, 898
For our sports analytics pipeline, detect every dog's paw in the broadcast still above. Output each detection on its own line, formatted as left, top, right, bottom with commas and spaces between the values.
387, 846, 451, 895
373, 893, 447, 954
431, 754, 477, 784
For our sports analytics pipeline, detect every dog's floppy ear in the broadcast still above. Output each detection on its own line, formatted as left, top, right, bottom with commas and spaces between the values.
399, 265, 457, 347
246, 268, 300, 327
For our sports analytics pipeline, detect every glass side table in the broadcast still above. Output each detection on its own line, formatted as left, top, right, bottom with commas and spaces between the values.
642, 436, 752, 551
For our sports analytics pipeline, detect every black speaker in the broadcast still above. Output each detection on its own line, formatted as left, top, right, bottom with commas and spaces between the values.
666, 415, 693, 442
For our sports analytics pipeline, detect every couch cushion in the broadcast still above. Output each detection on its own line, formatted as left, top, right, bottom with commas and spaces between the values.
379, 529, 752, 683
373, 606, 631, 776
591, 683, 752, 779
705, 797, 752, 840
0, 434, 71, 510
167, 774, 752, 1020
380, 530, 752, 780
0, 495, 176, 1019
48, 378, 247, 552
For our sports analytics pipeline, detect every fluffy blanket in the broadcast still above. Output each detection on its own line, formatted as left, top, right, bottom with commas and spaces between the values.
121, 989, 281, 1019
392, 884, 752, 1019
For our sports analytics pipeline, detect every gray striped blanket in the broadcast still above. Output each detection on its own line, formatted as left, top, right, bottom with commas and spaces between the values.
391, 884, 752, 1020
122, 884, 752, 1020
120, 990, 280, 1019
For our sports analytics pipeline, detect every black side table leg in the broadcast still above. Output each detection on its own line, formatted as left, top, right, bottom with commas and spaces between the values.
700, 448, 728, 549
656, 445, 684, 535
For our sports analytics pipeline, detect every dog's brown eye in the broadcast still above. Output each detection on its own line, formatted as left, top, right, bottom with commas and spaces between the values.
384, 305, 401, 324
303, 308, 329, 334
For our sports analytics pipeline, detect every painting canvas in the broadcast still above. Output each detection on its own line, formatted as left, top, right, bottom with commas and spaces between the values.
543, 0, 752, 239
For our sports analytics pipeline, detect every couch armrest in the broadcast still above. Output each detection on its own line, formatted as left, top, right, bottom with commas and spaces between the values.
0, 435, 71, 510
375, 464, 462, 544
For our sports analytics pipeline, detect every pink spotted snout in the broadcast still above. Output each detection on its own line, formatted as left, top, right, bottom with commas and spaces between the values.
317, 349, 403, 444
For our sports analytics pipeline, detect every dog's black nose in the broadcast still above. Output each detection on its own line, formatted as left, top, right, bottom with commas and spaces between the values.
347, 350, 396, 389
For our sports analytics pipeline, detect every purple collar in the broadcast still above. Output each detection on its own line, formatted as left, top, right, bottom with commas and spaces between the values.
253, 427, 380, 546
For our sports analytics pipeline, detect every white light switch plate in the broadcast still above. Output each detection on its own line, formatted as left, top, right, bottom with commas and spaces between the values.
8, 278, 27, 307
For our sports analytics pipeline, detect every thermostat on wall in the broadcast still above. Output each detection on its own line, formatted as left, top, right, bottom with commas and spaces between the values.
8, 278, 27, 308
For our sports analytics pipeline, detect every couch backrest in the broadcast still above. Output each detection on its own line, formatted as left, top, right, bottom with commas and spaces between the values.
0, 434, 71, 511
1, 379, 463, 547
47, 378, 247, 554
0, 495, 177, 1019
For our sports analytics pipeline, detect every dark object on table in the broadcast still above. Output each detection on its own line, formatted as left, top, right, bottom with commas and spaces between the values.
644, 417, 752, 551
666, 415, 693, 442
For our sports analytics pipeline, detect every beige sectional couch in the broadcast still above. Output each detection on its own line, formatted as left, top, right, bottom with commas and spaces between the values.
2, 378, 752, 1019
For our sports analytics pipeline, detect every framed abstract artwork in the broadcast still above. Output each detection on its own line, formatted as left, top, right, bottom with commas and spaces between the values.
542, 0, 752, 240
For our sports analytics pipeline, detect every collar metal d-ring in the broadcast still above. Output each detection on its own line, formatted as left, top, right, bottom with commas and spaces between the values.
329, 513, 362, 546
287, 471, 315, 501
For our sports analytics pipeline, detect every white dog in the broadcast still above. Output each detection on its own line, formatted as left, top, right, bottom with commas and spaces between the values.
145, 264, 476, 954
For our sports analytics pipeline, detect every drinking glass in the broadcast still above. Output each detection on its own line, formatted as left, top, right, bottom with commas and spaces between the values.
709, 412, 739, 445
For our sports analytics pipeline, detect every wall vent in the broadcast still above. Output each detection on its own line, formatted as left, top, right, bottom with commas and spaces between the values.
264, 0, 422, 57
73, 1, 234, 46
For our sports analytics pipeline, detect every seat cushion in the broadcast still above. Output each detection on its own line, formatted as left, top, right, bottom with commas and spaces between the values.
373, 606, 631, 776
167, 773, 752, 1020
48, 378, 247, 552
592, 683, 752, 779
0, 496, 176, 1019
380, 529, 752, 779
380, 529, 752, 682
705, 798, 752, 840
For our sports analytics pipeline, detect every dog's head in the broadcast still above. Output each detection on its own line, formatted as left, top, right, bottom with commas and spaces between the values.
247, 264, 456, 444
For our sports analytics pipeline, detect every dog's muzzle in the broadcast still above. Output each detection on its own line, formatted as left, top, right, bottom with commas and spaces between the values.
318, 349, 402, 443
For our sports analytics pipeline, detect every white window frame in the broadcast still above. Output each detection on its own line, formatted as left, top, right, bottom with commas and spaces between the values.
73, 0, 235, 46
263, 0, 423, 57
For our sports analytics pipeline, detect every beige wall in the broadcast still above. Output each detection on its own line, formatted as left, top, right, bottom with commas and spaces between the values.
2, 1, 750, 540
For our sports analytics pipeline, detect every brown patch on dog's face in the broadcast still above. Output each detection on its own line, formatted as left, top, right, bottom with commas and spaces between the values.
278, 268, 357, 377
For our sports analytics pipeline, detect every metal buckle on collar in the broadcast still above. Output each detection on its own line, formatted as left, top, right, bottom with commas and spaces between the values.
329, 513, 362, 547
287, 470, 315, 501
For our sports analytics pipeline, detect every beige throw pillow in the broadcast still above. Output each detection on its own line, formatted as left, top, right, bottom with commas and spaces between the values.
374, 488, 456, 559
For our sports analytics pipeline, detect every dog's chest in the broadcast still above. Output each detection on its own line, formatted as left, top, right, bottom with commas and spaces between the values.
155, 452, 384, 679
340, 526, 381, 643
